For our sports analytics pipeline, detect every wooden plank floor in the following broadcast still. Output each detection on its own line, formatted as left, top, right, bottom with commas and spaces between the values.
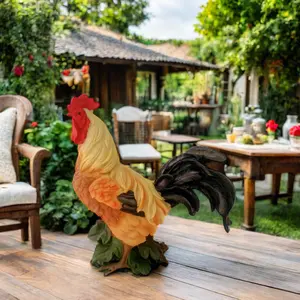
1, 216, 300, 300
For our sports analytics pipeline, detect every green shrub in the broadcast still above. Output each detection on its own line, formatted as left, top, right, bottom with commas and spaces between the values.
24, 120, 96, 234
25, 121, 77, 197
40, 180, 96, 234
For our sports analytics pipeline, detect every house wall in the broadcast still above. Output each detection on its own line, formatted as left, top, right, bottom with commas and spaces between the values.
248, 69, 259, 106
230, 68, 260, 111
89, 62, 134, 110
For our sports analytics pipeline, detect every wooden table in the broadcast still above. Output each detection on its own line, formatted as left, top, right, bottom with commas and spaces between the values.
198, 140, 300, 230
172, 103, 222, 113
153, 132, 200, 157
1, 216, 300, 300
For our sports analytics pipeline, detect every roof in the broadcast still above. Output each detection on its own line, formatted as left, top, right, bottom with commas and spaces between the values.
147, 43, 198, 63
55, 26, 219, 71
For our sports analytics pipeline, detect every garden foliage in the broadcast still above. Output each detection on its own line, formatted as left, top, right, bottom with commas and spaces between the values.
195, 0, 300, 125
89, 221, 168, 275
24, 121, 96, 234
0, 0, 59, 122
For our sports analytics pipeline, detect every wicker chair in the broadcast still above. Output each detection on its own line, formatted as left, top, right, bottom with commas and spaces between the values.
112, 106, 161, 177
151, 112, 173, 132
0, 95, 50, 249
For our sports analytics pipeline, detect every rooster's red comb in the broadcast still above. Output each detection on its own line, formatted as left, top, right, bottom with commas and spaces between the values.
67, 94, 100, 114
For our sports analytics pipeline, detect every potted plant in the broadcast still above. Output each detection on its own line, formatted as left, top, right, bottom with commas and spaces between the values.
200, 92, 209, 104
289, 125, 300, 149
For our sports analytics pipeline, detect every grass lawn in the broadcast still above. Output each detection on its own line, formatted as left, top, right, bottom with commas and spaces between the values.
170, 186, 300, 240
156, 136, 300, 240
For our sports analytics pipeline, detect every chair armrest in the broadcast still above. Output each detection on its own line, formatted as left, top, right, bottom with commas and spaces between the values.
17, 143, 51, 190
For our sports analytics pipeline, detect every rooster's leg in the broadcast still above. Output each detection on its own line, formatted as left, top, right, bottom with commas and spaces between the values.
99, 243, 132, 276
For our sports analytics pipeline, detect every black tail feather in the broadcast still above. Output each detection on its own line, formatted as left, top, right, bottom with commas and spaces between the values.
161, 186, 200, 214
155, 146, 235, 232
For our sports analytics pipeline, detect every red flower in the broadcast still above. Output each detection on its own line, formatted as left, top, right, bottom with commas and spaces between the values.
62, 69, 71, 76
266, 120, 278, 132
47, 56, 53, 67
290, 125, 300, 137
13, 65, 24, 77
31, 121, 38, 128
81, 65, 89, 74
28, 54, 34, 61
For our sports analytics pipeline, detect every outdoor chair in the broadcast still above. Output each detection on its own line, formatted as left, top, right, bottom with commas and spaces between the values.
0, 95, 50, 249
112, 106, 161, 177
151, 111, 173, 132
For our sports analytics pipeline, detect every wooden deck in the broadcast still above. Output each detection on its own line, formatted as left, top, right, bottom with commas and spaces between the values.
1, 216, 300, 300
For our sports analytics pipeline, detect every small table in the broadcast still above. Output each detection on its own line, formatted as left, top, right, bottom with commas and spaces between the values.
198, 140, 300, 231
153, 131, 200, 157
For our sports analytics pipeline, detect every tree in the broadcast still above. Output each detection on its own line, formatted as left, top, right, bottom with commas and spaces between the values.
58, 0, 149, 34
0, 0, 59, 121
195, 0, 300, 124
195, 0, 300, 81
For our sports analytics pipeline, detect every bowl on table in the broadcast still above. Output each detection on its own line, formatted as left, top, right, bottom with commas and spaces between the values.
232, 127, 245, 137
290, 136, 300, 150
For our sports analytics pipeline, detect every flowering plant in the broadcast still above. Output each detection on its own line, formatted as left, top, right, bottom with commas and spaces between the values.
289, 125, 300, 137
13, 65, 24, 77
266, 120, 278, 133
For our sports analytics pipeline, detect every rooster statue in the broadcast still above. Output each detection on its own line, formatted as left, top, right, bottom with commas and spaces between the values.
68, 94, 235, 276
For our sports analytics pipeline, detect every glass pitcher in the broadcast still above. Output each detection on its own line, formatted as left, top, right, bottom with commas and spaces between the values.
282, 115, 298, 140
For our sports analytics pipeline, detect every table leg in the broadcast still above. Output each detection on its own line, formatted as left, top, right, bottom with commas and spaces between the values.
287, 173, 295, 204
180, 143, 183, 154
242, 177, 256, 231
172, 144, 177, 157
271, 174, 281, 205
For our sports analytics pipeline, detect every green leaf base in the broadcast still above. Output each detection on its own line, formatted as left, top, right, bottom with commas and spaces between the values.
88, 220, 169, 276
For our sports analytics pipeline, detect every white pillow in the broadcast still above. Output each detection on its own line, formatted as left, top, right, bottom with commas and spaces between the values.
0, 108, 17, 183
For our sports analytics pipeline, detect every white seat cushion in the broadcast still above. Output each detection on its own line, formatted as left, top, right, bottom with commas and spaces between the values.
119, 144, 161, 161
0, 182, 37, 208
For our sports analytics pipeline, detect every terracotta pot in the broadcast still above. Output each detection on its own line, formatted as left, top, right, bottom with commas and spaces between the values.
201, 93, 209, 104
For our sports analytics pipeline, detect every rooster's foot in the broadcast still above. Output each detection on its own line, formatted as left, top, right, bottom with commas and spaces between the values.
98, 262, 129, 276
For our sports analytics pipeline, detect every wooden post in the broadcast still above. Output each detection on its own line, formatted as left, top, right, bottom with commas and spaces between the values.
271, 174, 281, 205
100, 64, 109, 111
287, 173, 295, 204
125, 64, 137, 106
245, 72, 251, 107
132, 64, 137, 106
242, 178, 256, 231
156, 66, 168, 101
89, 62, 99, 98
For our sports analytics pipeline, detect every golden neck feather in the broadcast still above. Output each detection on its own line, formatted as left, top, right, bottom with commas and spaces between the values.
76, 109, 120, 174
